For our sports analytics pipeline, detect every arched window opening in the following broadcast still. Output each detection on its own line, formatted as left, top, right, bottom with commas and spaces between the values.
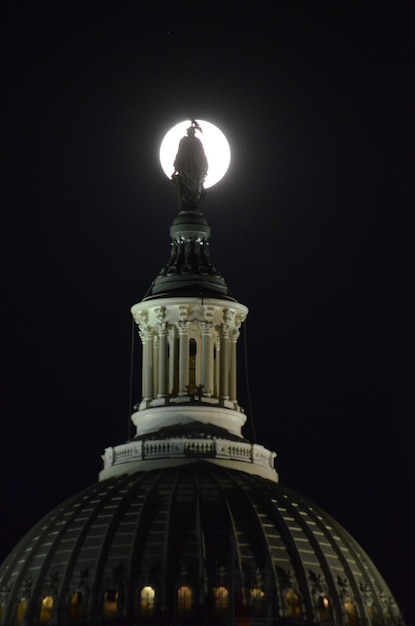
102, 589, 118, 621
286, 590, 301, 619
177, 585, 192, 615
344, 600, 359, 626
140, 586, 156, 617
367, 604, 380, 625
39, 595, 54, 625
317, 596, 332, 623
14, 599, 27, 626
188, 339, 197, 396
250, 587, 265, 616
69, 591, 83, 621
214, 586, 229, 614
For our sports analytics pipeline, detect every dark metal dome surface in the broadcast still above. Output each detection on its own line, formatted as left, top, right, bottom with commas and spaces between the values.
0, 463, 403, 626
146, 210, 235, 301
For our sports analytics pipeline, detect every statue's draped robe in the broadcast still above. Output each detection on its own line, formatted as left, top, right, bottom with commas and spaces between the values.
172, 134, 208, 210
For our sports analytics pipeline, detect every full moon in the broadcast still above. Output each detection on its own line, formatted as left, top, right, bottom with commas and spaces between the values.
159, 120, 231, 188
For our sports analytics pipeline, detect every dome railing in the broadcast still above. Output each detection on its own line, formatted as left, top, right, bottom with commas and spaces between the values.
101, 438, 276, 471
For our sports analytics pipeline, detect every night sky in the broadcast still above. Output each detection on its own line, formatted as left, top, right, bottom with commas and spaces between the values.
2, 2, 413, 623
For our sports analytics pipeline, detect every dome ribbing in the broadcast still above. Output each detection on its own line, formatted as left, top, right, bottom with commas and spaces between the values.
0, 464, 403, 626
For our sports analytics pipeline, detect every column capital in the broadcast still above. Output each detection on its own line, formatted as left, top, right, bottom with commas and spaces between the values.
154, 306, 166, 324
177, 320, 191, 334
199, 320, 214, 334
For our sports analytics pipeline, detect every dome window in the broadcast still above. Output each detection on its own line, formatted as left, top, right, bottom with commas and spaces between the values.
39, 595, 54, 625
14, 599, 27, 626
317, 595, 332, 623
102, 589, 118, 621
214, 585, 229, 613
177, 585, 193, 614
344, 600, 359, 626
140, 585, 156, 616
69, 591, 83, 621
286, 589, 302, 619
367, 603, 379, 625
250, 587, 266, 616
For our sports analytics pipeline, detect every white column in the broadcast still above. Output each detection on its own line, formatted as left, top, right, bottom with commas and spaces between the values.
168, 331, 178, 397
201, 322, 213, 396
153, 334, 159, 397
157, 326, 168, 398
178, 322, 190, 396
220, 328, 230, 400
229, 329, 239, 402
214, 330, 220, 398
142, 330, 154, 401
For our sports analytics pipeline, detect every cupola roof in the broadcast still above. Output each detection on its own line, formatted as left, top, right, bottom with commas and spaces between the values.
145, 209, 235, 301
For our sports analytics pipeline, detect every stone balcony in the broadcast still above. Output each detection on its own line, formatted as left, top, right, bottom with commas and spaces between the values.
99, 436, 278, 483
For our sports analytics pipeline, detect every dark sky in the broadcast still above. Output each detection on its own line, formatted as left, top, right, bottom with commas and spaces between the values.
2, 2, 414, 623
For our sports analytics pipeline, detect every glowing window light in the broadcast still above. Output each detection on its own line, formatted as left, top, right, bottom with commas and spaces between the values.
214, 586, 229, 613
69, 591, 83, 621
344, 600, 359, 626
317, 596, 332, 623
102, 590, 118, 620
15, 599, 27, 625
140, 586, 156, 616
286, 590, 302, 619
39, 595, 53, 625
250, 587, 266, 615
177, 585, 193, 614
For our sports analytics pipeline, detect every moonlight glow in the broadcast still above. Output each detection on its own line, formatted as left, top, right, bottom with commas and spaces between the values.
160, 120, 231, 188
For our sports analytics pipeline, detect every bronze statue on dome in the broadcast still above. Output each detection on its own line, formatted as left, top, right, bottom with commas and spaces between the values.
171, 119, 208, 211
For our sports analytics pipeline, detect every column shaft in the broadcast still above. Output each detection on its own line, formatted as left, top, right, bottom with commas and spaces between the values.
142, 332, 154, 400
220, 330, 230, 400
229, 334, 237, 402
158, 329, 168, 397
178, 326, 189, 396
201, 330, 212, 396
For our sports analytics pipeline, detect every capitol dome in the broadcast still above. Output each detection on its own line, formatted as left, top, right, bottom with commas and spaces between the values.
0, 463, 404, 626
0, 121, 405, 626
